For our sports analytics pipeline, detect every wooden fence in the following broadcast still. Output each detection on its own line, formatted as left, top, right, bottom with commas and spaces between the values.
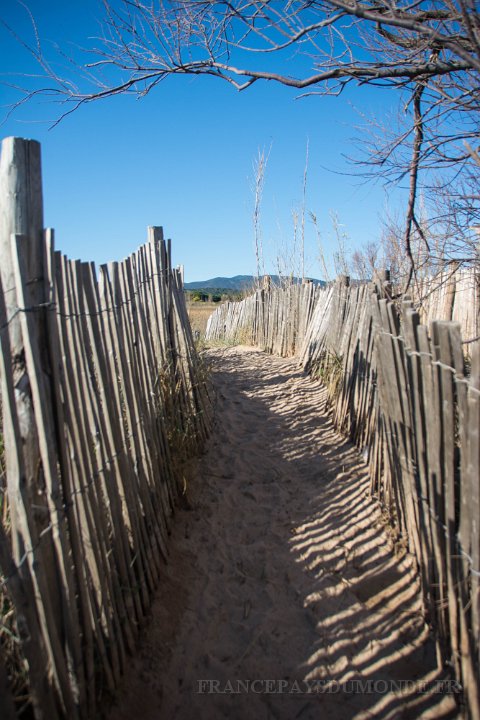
414, 267, 479, 344
206, 270, 479, 356
207, 276, 480, 719
0, 137, 212, 719
205, 280, 322, 355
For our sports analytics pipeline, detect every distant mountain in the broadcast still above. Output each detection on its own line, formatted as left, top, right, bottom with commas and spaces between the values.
184, 275, 255, 291
184, 275, 326, 291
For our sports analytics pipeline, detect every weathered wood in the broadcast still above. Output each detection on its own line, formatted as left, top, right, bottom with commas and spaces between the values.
0, 523, 59, 720
79, 260, 135, 666
100, 262, 147, 624
0, 140, 213, 720
118, 256, 168, 577
466, 341, 480, 719
71, 258, 128, 690
416, 323, 448, 645
0, 138, 44, 346
402, 306, 435, 622
433, 321, 461, 675
44, 235, 93, 717
416, 267, 478, 346
0, 274, 60, 720
0, 139, 47, 553
12, 234, 83, 718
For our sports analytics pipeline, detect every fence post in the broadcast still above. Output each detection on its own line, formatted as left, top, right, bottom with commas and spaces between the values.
374, 268, 391, 298
0, 137, 46, 550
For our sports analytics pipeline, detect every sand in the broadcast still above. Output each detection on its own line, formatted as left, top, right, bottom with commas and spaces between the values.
106, 346, 461, 720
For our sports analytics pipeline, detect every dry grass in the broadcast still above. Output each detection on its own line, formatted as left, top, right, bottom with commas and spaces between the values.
0, 427, 31, 717
187, 302, 219, 338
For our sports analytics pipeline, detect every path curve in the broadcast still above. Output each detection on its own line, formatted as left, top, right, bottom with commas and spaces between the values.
107, 346, 460, 720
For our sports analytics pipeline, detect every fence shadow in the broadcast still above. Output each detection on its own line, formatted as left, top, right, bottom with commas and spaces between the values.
117, 347, 461, 720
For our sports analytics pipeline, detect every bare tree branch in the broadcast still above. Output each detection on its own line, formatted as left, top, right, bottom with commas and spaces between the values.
404, 82, 425, 291
3, 0, 479, 278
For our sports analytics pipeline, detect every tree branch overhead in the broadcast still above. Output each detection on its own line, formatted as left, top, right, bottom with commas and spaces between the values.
3, 0, 479, 274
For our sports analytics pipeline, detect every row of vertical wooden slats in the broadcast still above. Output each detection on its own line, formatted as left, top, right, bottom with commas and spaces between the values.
0, 228, 212, 719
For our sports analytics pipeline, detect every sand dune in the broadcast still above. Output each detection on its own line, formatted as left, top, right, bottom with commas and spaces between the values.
106, 346, 460, 720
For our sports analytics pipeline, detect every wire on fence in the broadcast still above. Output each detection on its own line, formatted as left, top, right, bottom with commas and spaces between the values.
376, 328, 480, 396
0, 266, 172, 330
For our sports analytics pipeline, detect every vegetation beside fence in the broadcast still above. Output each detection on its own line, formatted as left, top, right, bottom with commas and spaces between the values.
206, 273, 480, 719
0, 138, 212, 719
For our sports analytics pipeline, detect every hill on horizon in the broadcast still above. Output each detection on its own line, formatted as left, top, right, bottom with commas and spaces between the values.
184, 275, 326, 291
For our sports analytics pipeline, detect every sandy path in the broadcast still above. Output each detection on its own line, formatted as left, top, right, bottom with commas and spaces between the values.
107, 346, 460, 720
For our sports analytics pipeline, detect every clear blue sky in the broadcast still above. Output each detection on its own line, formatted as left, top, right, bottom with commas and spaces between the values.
1, 0, 405, 282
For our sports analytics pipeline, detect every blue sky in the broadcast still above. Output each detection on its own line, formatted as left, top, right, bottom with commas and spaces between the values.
0, 0, 405, 282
